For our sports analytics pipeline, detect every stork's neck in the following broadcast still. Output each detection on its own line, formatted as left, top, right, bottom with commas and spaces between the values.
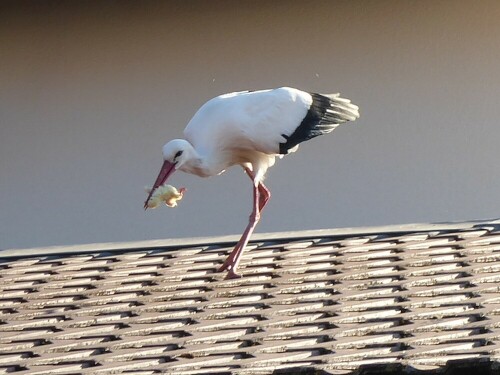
177, 143, 221, 178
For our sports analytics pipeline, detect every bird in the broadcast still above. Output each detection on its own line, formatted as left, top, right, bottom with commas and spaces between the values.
144, 87, 359, 279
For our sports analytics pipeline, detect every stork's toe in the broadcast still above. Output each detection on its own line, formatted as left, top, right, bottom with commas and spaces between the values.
225, 270, 242, 279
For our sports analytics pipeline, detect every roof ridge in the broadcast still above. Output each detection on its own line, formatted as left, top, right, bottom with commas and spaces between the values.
2, 218, 500, 259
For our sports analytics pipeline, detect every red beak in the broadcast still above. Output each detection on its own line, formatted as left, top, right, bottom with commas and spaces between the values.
144, 160, 176, 209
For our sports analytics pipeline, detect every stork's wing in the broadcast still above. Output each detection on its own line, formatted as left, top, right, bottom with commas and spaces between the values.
278, 92, 360, 154
183, 87, 359, 156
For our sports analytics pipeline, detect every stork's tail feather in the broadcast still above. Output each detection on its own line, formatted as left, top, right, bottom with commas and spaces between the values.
320, 93, 360, 127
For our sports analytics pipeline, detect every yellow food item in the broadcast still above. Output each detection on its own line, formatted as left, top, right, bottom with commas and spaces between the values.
145, 185, 185, 208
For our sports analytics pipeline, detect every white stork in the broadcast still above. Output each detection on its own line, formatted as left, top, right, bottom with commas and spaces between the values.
145, 87, 359, 278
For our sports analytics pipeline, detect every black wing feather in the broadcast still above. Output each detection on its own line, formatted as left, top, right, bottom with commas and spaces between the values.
279, 93, 359, 154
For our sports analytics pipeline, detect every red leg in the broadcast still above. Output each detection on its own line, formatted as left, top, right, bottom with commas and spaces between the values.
218, 168, 273, 279
257, 180, 271, 211
219, 182, 261, 279
244, 167, 271, 212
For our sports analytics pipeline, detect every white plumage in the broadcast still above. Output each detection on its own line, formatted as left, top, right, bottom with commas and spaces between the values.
145, 86, 359, 278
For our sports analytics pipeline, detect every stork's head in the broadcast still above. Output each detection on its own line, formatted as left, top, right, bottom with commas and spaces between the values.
144, 139, 196, 209
161, 139, 196, 170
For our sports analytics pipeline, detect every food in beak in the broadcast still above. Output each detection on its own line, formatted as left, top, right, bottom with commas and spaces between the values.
145, 185, 185, 208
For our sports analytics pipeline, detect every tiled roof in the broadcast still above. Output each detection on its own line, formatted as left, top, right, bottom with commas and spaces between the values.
2, 220, 500, 374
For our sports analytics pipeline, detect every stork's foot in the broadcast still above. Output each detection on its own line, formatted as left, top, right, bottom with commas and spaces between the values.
218, 259, 241, 278
218, 261, 236, 273
225, 270, 242, 279
218, 264, 241, 279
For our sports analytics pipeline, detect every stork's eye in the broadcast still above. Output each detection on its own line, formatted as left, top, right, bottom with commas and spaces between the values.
174, 150, 183, 160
